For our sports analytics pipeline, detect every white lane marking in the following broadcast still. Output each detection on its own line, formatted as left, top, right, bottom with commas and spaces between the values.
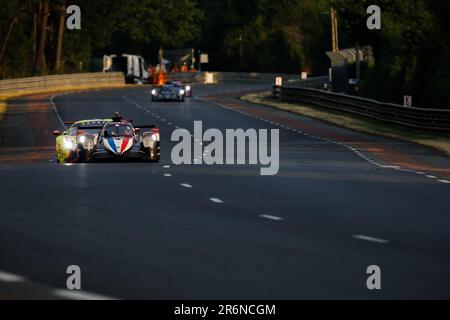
180, 183, 193, 189
260, 214, 284, 221
163, 165, 171, 169
426, 175, 437, 179
380, 165, 401, 169
164, 174, 172, 177
209, 198, 224, 204
0, 271, 25, 282
52, 289, 115, 300
49, 96, 65, 128
353, 235, 390, 244
438, 180, 450, 184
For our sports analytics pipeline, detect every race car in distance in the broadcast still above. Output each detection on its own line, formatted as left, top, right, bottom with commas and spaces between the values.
53, 119, 111, 164
76, 114, 160, 162
172, 80, 192, 97
151, 81, 186, 102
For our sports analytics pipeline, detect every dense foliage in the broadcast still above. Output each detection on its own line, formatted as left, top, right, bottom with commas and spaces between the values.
0, 0, 449, 106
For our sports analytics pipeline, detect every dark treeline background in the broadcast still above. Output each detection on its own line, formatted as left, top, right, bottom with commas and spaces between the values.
0, 0, 449, 107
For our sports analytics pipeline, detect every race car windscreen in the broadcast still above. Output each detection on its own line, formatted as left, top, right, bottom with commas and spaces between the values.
103, 124, 134, 137
76, 128, 102, 135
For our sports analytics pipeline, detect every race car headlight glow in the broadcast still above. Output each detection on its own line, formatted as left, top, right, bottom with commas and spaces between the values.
64, 139, 75, 151
179, 89, 185, 95
185, 85, 191, 91
151, 89, 157, 96
78, 136, 86, 144
143, 133, 159, 147
151, 133, 159, 141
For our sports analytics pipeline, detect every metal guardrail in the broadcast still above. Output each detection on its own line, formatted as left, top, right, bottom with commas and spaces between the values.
273, 76, 328, 95
275, 86, 450, 132
166, 72, 309, 84
0, 72, 125, 95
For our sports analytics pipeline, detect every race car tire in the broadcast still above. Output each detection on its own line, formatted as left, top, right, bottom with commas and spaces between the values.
146, 146, 160, 162
77, 148, 89, 163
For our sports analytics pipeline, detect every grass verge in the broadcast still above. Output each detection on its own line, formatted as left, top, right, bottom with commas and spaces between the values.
242, 91, 450, 157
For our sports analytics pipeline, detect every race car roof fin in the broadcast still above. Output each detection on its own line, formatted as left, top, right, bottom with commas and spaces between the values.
134, 125, 156, 129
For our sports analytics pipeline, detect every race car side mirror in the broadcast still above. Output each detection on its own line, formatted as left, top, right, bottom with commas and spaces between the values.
53, 130, 61, 136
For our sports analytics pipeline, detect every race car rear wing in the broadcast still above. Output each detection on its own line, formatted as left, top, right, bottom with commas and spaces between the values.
77, 125, 104, 131
134, 125, 156, 129
77, 125, 158, 131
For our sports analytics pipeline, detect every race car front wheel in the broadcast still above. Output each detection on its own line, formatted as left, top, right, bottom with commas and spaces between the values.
147, 146, 160, 162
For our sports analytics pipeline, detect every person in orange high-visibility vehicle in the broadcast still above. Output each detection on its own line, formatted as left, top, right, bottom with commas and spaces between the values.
157, 71, 166, 86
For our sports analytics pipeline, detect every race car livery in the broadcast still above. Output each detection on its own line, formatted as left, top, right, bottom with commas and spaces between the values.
151, 82, 186, 102
77, 115, 160, 162
53, 119, 111, 164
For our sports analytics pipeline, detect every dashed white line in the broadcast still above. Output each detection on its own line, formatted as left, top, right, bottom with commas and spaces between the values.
163, 165, 171, 169
164, 173, 172, 177
0, 271, 25, 282
426, 175, 437, 179
52, 289, 115, 300
209, 198, 224, 204
260, 214, 284, 221
180, 183, 193, 189
353, 235, 390, 244
438, 179, 450, 184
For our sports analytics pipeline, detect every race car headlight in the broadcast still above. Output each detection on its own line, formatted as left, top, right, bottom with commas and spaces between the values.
78, 136, 86, 144
64, 139, 75, 151
185, 85, 191, 91
143, 133, 160, 147
179, 89, 185, 95
151, 89, 157, 96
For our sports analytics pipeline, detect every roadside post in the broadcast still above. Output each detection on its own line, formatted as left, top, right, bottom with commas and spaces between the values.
404, 95, 412, 107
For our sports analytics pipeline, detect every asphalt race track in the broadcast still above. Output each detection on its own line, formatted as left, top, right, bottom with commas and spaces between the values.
0, 84, 450, 299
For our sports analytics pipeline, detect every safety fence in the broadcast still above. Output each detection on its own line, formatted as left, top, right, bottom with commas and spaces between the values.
165, 72, 314, 85
275, 86, 450, 132
0, 72, 125, 95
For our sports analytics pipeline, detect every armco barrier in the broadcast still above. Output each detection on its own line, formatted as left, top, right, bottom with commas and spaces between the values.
165, 72, 317, 85
276, 86, 450, 132
0, 72, 125, 95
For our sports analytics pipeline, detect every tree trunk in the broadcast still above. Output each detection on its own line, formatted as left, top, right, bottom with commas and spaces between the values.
54, 0, 66, 74
31, 9, 38, 68
0, 16, 19, 66
35, 0, 49, 75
